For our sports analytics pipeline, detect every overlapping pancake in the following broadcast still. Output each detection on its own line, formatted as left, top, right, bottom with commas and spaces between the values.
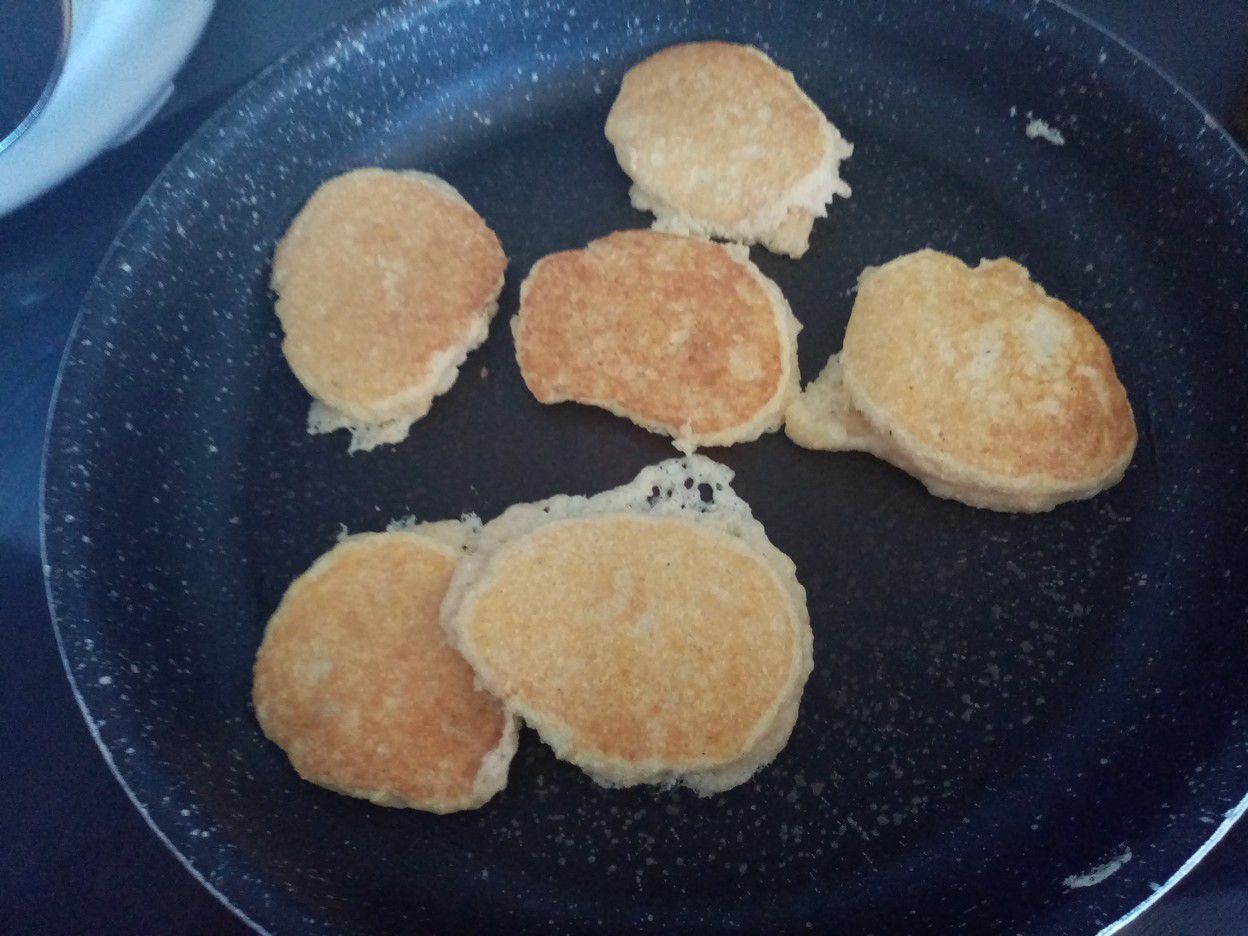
441, 457, 813, 795
787, 250, 1136, 511
253, 527, 517, 812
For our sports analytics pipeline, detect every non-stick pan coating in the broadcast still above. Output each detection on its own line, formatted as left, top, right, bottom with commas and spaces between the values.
43, 1, 1248, 932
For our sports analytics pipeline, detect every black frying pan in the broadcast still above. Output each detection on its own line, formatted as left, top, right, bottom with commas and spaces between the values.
42, 1, 1248, 932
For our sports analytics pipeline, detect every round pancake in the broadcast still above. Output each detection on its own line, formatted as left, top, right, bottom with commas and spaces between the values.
253, 530, 517, 812
840, 250, 1137, 512
442, 456, 813, 795
513, 230, 801, 450
604, 42, 853, 258
271, 168, 507, 451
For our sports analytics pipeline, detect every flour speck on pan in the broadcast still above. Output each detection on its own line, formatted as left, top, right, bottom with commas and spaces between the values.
1026, 116, 1067, 145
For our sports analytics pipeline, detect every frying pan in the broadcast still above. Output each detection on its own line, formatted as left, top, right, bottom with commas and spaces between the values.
41, 0, 1248, 932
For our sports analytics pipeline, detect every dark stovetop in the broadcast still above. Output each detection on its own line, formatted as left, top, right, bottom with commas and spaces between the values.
1, 2, 1245, 933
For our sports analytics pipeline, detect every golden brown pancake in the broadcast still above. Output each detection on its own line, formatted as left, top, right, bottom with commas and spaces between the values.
253, 528, 517, 811
787, 250, 1136, 511
442, 456, 812, 795
271, 168, 507, 451
605, 42, 852, 258
513, 230, 800, 450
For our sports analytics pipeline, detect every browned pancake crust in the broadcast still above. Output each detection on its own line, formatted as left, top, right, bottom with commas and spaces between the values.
842, 250, 1136, 486
253, 533, 510, 811
515, 230, 791, 441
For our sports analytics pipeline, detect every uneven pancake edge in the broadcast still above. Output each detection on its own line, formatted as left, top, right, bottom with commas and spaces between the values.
829, 252, 1136, 511
607, 44, 853, 257
271, 169, 506, 451
626, 113, 853, 258
784, 352, 884, 455
785, 351, 1134, 511
440, 456, 813, 794
306, 297, 498, 453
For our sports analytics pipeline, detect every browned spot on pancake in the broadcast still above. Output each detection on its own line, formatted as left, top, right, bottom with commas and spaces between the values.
515, 230, 787, 438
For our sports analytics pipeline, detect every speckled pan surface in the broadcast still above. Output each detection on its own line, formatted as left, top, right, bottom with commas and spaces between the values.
41, 0, 1248, 933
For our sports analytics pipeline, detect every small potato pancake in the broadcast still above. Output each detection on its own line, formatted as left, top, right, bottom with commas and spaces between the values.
253, 529, 517, 812
271, 168, 506, 452
514, 230, 800, 451
788, 250, 1136, 512
605, 42, 852, 258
